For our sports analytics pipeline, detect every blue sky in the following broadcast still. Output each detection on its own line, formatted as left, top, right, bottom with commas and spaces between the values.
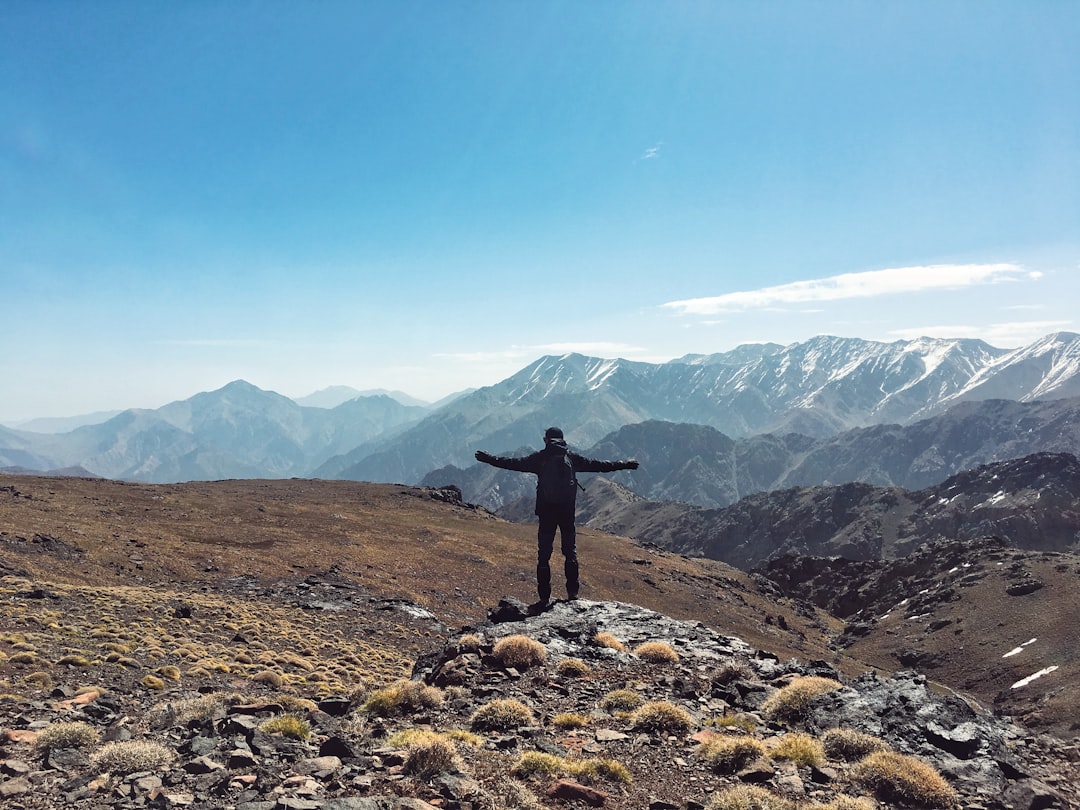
3, 1, 1078, 421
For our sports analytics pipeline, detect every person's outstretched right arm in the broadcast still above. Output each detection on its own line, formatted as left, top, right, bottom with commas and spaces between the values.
474, 450, 539, 473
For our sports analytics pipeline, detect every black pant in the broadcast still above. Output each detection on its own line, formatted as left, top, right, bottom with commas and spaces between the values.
536, 504, 579, 601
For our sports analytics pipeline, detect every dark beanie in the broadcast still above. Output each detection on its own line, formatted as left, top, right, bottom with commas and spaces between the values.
544, 426, 564, 442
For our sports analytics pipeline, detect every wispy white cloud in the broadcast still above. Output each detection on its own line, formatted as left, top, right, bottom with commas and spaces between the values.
663, 263, 1035, 316
887, 320, 1072, 347
637, 141, 662, 161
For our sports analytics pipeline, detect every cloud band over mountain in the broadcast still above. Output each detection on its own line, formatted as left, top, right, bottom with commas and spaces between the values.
663, 264, 1039, 315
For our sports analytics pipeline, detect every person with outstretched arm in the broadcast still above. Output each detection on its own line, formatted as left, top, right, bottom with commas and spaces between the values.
474, 426, 639, 608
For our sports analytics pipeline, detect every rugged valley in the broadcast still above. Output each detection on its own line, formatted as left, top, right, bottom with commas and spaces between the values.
1, 474, 1078, 809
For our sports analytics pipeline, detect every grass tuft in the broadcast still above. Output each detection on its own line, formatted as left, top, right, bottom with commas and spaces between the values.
470, 698, 535, 731
593, 632, 625, 652
556, 658, 592, 679
695, 734, 767, 773
630, 701, 694, 735
600, 688, 643, 713
551, 712, 590, 730
512, 751, 563, 778
822, 727, 891, 762
708, 784, 797, 810
769, 732, 825, 767
760, 676, 844, 724
361, 679, 444, 716
33, 721, 101, 751
492, 635, 547, 669
257, 713, 312, 740
633, 641, 679, 663
89, 740, 176, 775
852, 751, 958, 808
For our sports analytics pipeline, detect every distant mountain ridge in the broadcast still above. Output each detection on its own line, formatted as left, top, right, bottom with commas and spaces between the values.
3, 332, 1080, 486
424, 394, 1080, 512
568, 451, 1080, 570
331, 331, 1080, 484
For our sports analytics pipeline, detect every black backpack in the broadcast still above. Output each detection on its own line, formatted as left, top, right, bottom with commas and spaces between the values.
538, 448, 579, 505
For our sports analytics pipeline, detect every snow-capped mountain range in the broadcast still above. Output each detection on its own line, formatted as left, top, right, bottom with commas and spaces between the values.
3, 332, 1080, 486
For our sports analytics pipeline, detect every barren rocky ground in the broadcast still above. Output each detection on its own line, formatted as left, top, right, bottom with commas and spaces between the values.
2, 475, 1078, 809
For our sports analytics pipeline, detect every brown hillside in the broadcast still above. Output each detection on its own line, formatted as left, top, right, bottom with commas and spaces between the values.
0, 475, 842, 669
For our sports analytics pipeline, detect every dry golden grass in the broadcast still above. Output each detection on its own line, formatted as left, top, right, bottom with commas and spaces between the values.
769, 732, 825, 767
695, 734, 766, 773
555, 658, 592, 678
822, 727, 891, 761
33, 721, 101, 750
492, 635, 547, 669
761, 676, 844, 723
257, 713, 312, 740
593, 631, 626, 652
551, 712, 590, 729
470, 698, 535, 731
852, 751, 958, 808
600, 688, 643, 713
708, 784, 796, 810
361, 679, 444, 717
89, 740, 176, 775
634, 641, 680, 663
630, 701, 694, 735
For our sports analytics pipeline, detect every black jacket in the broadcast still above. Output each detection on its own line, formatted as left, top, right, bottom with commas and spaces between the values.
477, 444, 636, 514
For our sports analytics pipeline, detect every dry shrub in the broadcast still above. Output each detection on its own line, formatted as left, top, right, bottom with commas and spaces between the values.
805, 798, 877, 810
630, 701, 694, 735
387, 730, 461, 776
713, 660, 754, 684
56, 654, 93, 667
156, 665, 181, 682
551, 712, 590, 729
140, 674, 166, 691
89, 740, 176, 775
511, 752, 632, 785
852, 751, 958, 808
470, 698, 534, 731
769, 732, 825, 767
696, 735, 766, 773
361, 679, 444, 716
512, 751, 563, 778
457, 633, 483, 653
570, 758, 632, 785
33, 721, 101, 751
593, 632, 625, 652
22, 671, 53, 690
257, 713, 311, 740
633, 641, 679, 664
708, 784, 796, 810
822, 727, 891, 762
251, 669, 284, 687
556, 658, 592, 679
761, 676, 843, 723
492, 635, 547, 669
600, 689, 643, 713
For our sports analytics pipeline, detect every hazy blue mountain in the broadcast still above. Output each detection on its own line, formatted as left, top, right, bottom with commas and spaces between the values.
7, 333, 1080, 488
3, 410, 123, 433
295, 386, 431, 409
0, 381, 428, 483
